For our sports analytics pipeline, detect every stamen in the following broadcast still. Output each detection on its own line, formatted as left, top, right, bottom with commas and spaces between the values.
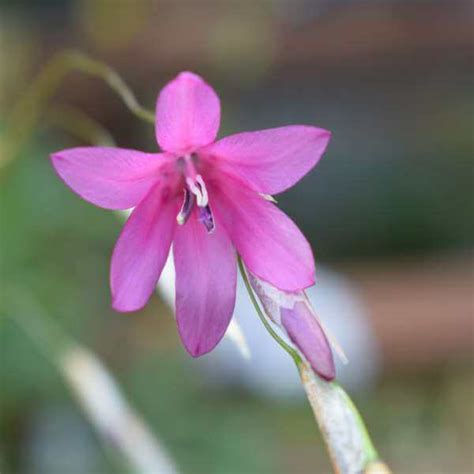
198, 205, 215, 233
185, 174, 209, 208
176, 188, 195, 225
195, 175, 209, 207
177, 155, 214, 232
185, 177, 204, 206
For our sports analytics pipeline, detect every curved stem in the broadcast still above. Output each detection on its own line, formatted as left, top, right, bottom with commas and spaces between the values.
64, 51, 155, 124
1, 49, 154, 171
237, 256, 302, 366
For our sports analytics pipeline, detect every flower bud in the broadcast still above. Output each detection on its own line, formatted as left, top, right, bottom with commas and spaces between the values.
248, 273, 335, 381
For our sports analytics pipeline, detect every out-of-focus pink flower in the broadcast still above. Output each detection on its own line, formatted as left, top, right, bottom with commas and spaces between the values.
51, 72, 331, 357
248, 274, 336, 381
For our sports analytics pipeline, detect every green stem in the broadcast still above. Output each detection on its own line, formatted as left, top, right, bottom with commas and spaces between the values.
334, 381, 380, 464
1, 49, 154, 171
237, 256, 302, 366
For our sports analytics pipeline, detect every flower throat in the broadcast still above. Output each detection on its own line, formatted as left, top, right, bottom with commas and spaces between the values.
176, 154, 215, 233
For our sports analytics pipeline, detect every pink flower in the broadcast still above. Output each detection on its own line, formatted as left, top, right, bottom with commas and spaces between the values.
51, 72, 331, 357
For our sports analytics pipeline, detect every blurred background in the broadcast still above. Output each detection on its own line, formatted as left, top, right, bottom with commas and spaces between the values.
0, 1, 473, 473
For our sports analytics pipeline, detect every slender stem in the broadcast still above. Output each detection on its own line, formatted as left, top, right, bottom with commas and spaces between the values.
237, 256, 302, 366
1, 49, 154, 171
238, 258, 390, 474
65, 51, 155, 124
336, 381, 380, 464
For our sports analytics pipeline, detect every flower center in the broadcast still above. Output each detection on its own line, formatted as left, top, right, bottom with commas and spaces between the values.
176, 154, 215, 233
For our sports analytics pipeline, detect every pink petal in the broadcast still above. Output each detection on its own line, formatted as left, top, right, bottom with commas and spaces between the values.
155, 72, 220, 154
173, 212, 236, 357
212, 178, 315, 291
281, 302, 335, 381
201, 126, 330, 195
51, 147, 169, 210
111, 183, 177, 312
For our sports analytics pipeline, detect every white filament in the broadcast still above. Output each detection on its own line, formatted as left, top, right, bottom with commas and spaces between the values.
196, 175, 209, 207
185, 176, 209, 208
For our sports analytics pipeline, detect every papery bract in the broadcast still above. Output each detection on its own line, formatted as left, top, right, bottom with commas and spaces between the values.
51, 72, 331, 358
248, 273, 336, 381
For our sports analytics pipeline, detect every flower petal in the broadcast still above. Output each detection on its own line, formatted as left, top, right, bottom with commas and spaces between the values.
156, 72, 220, 154
212, 179, 315, 291
173, 212, 236, 357
201, 126, 330, 195
281, 301, 335, 381
111, 183, 177, 311
51, 147, 168, 210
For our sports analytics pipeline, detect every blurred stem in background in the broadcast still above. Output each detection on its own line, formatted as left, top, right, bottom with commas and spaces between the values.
0, 49, 154, 172
2, 288, 179, 474
0, 50, 391, 474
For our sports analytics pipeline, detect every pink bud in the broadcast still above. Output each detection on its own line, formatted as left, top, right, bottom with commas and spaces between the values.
248, 273, 336, 381
281, 302, 335, 381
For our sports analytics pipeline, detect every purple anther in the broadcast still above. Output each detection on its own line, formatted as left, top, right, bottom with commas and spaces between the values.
198, 205, 215, 233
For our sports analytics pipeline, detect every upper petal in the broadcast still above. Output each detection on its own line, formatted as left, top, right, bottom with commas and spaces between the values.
212, 178, 315, 292
155, 72, 221, 154
173, 211, 237, 357
111, 183, 178, 312
201, 126, 330, 195
51, 147, 168, 210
